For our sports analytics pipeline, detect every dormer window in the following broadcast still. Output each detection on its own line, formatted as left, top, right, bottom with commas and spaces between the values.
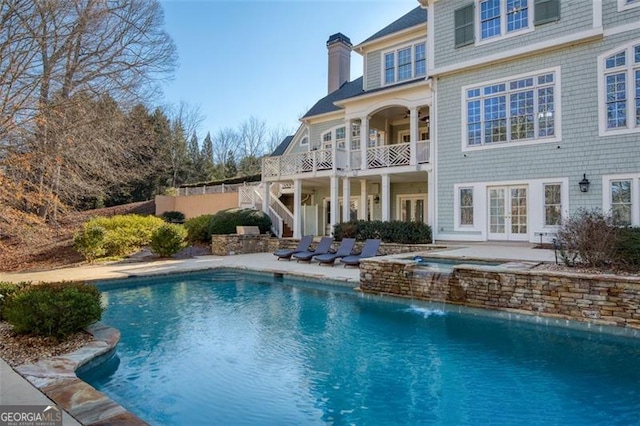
383, 42, 427, 85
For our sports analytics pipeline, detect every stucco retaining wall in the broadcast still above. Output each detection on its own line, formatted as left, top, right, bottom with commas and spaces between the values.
359, 258, 640, 329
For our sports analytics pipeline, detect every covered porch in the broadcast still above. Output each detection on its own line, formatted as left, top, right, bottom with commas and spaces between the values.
265, 169, 434, 238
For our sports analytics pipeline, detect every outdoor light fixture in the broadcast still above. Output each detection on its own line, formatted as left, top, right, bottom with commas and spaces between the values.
578, 174, 590, 193
374, 195, 380, 204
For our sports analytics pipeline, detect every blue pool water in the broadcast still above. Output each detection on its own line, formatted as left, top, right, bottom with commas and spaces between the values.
80, 270, 640, 425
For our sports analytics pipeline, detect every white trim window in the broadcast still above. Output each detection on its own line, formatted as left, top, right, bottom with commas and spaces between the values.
543, 183, 562, 226
478, 0, 532, 43
321, 126, 347, 150
618, 0, 640, 11
464, 68, 559, 149
599, 41, 640, 135
603, 174, 640, 226
300, 136, 308, 146
383, 41, 427, 85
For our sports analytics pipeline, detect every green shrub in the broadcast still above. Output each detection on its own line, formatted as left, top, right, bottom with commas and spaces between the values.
556, 209, 618, 268
3, 282, 103, 339
209, 208, 272, 235
615, 227, 640, 270
184, 214, 214, 243
160, 211, 185, 223
333, 220, 432, 244
150, 224, 187, 257
0, 281, 29, 320
78, 214, 165, 258
73, 223, 106, 262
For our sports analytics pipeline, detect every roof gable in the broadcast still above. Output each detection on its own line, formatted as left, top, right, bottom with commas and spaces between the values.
302, 77, 364, 119
360, 6, 427, 46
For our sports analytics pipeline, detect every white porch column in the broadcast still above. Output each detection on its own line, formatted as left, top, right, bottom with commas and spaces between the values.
381, 174, 391, 221
293, 179, 302, 239
427, 171, 435, 230
409, 107, 418, 166
360, 116, 369, 170
261, 182, 270, 216
345, 119, 352, 170
359, 179, 368, 220
329, 176, 339, 235
342, 177, 351, 221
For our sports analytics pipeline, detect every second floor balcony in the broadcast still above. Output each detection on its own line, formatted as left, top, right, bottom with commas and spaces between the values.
262, 139, 431, 180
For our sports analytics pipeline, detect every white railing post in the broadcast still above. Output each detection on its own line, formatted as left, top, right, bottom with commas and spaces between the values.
409, 107, 418, 166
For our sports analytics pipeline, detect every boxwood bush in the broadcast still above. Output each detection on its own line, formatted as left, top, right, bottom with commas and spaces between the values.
209, 208, 272, 235
74, 214, 165, 259
615, 227, 640, 270
160, 211, 185, 223
333, 220, 432, 244
3, 282, 103, 339
0, 281, 29, 320
184, 214, 214, 243
150, 224, 187, 257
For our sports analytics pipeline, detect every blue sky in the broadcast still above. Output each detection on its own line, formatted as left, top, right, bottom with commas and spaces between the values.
160, 1, 418, 138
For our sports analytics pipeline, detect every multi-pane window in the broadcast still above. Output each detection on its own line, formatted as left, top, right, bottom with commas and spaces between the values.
460, 188, 474, 225
382, 42, 426, 85
611, 180, 632, 226
543, 184, 561, 226
465, 70, 556, 147
603, 42, 640, 132
480, 0, 530, 41
384, 53, 395, 84
415, 44, 426, 77
336, 127, 346, 149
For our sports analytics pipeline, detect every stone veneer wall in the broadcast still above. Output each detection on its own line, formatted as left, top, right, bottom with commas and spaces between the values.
211, 234, 280, 255
359, 258, 640, 329
276, 239, 444, 255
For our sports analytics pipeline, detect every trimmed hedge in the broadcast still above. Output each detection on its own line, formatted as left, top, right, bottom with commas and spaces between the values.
160, 211, 185, 223
209, 208, 271, 235
615, 227, 640, 270
184, 214, 214, 243
0, 281, 29, 320
333, 220, 432, 244
150, 224, 187, 257
74, 214, 165, 260
3, 282, 103, 339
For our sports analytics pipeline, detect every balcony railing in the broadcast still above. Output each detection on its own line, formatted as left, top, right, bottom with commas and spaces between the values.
262, 140, 431, 179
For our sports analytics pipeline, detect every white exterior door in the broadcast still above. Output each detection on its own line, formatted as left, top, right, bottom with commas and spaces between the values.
488, 186, 528, 241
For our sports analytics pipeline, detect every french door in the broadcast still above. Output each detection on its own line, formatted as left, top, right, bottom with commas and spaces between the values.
398, 195, 427, 223
488, 186, 528, 241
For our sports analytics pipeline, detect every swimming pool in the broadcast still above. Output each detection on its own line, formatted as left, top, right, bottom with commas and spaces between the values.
80, 270, 640, 425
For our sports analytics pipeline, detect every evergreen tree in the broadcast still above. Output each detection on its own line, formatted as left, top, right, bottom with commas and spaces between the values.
187, 131, 202, 181
201, 132, 215, 181
224, 150, 237, 178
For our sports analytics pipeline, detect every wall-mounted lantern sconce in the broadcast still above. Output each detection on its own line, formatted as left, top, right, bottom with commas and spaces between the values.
374, 195, 380, 204
578, 174, 590, 193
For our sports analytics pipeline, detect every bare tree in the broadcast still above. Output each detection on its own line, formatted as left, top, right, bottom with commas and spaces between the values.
213, 127, 239, 170
239, 116, 267, 159
267, 124, 295, 154
0, 0, 177, 219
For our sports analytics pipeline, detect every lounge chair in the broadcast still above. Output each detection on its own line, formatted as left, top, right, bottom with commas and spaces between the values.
314, 238, 356, 266
273, 235, 313, 260
340, 239, 381, 267
292, 236, 334, 262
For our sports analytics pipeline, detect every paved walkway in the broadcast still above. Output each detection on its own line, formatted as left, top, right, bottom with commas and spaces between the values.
0, 243, 555, 424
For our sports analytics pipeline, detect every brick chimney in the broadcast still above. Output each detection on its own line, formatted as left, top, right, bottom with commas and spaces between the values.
326, 33, 352, 94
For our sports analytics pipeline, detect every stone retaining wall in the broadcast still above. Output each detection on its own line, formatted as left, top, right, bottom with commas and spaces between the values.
211, 234, 279, 255
359, 258, 640, 329
276, 239, 443, 255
